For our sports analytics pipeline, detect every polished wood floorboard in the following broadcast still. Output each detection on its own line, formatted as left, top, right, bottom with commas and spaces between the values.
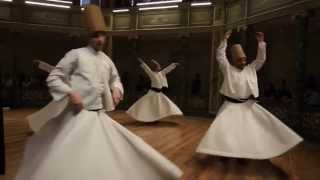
0, 109, 319, 180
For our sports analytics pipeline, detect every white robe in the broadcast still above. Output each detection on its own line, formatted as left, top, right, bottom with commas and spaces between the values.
126, 62, 183, 122
196, 41, 303, 159
15, 47, 183, 180
28, 48, 123, 132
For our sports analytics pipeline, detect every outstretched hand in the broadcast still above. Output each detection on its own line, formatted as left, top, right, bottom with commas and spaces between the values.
68, 91, 84, 112
224, 30, 232, 40
137, 57, 144, 64
256, 32, 264, 42
112, 88, 123, 106
151, 59, 159, 64
33, 60, 41, 66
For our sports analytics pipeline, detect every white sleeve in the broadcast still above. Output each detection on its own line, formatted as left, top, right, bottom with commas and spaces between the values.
250, 42, 267, 71
161, 63, 177, 74
216, 40, 230, 70
46, 50, 77, 101
108, 59, 124, 95
140, 62, 153, 78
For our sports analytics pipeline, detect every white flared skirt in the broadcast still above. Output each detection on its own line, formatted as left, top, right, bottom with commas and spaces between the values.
15, 109, 183, 180
196, 100, 303, 159
126, 90, 183, 122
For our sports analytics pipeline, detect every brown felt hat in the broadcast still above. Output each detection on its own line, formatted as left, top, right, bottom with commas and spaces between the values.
231, 44, 246, 60
83, 5, 107, 33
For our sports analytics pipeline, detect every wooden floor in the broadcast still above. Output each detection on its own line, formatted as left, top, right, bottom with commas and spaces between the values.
1, 109, 320, 180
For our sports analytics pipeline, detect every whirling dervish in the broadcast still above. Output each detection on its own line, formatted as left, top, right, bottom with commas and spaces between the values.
126, 58, 183, 122
196, 30, 303, 160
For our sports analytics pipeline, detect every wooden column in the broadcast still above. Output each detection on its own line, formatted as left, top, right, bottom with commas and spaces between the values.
208, 0, 226, 114
294, 11, 310, 133
209, 29, 224, 114
0, 79, 5, 175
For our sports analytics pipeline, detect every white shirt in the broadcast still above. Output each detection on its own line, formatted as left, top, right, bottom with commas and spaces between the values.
47, 46, 123, 111
140, 62, 177, 89
217, 40, 266, 99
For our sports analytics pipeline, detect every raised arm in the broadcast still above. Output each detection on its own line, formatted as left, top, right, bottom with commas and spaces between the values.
161, 63, 179, 74
250, 32, 267, 71
216, 31, 231, 69
138, 58, 153, 77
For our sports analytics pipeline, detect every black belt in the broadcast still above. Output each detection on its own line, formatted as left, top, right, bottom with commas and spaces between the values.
88, 109, 102, 112
150, 87, 163, 93
222, 95, 257, 103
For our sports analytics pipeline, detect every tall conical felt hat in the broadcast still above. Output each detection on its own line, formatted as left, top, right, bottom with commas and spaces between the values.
231, 44, 246, 60
83, 5, 107, 33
